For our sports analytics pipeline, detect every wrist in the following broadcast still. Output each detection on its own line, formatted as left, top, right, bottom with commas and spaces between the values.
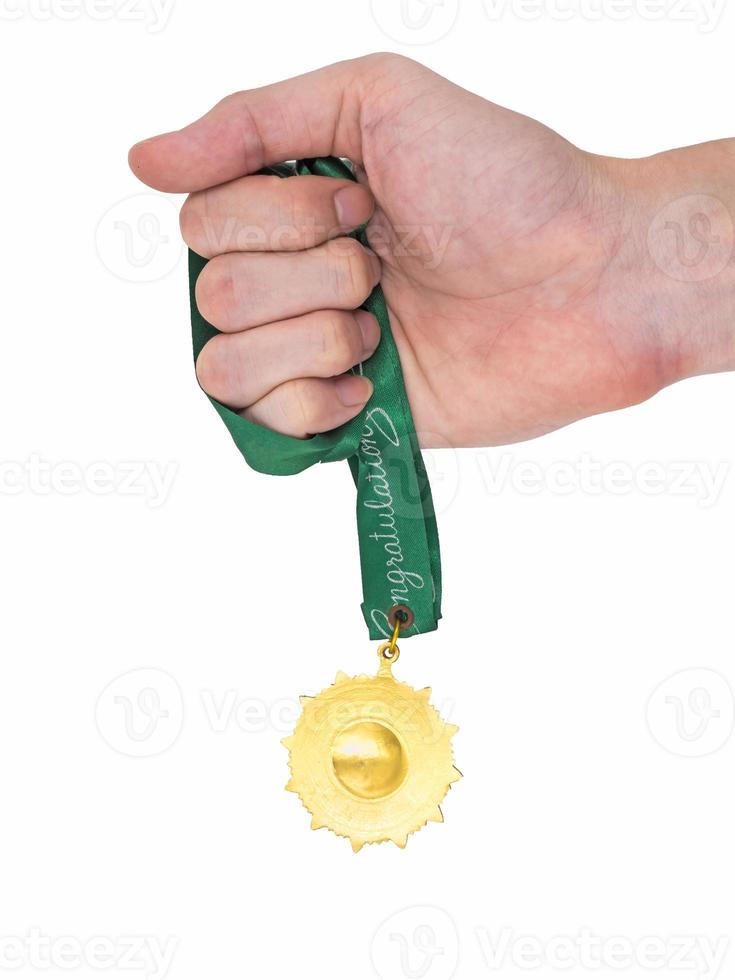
601, 142, 735, 388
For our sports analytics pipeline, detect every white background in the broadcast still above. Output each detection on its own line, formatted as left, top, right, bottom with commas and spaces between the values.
1, 1, 734, 978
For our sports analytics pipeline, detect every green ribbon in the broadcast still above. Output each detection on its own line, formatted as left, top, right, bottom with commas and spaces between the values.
189, 156, 441, 640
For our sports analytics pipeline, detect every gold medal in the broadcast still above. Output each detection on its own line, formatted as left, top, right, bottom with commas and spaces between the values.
283, 611, 461, 851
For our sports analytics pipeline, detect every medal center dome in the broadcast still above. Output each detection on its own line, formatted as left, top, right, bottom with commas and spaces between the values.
331, 721, 407, 800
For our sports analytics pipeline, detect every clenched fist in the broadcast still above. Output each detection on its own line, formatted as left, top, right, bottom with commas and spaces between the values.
129, 53, 735, 447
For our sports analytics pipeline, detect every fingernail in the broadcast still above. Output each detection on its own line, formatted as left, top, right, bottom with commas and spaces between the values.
336, 375, 373, 407
334, 184, 373, 231
355, 310, 381, 355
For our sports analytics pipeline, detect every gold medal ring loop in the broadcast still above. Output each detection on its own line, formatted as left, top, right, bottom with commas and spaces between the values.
378, 604, 413, 664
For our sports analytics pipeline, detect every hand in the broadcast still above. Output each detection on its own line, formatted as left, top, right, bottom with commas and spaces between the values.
129, 53, 735, 447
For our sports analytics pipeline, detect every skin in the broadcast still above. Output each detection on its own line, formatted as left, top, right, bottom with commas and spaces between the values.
129, 53, 735, 447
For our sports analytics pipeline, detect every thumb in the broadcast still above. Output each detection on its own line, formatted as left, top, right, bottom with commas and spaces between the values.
128, 54, 394, 193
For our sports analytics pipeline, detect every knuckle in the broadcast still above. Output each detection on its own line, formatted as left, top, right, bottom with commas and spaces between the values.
195, 259, 236, 329
366, 51, 404, 66
178, 195, 199, 246
195, 338, 226, 397
358, 53, 422, 97
361, 52, 415, 74
218, 91, 245, 112
196, 335, 251, 405
180, 190, 216, 256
